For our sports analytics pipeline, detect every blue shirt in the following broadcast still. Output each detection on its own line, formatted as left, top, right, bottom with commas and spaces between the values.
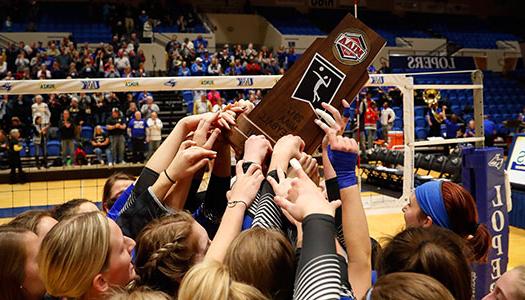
191, 63, 206, 76
128, 119, 148, 138
445, 119, 460, 139
178, 67, 190, 76
484, 119, 496, 137
107, 184, 134, 221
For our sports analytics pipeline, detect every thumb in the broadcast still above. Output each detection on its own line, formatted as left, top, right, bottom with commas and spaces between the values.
180, 140, 196, 150
330, 199, 342, 211
267, 175, 279, 192
293, 164, 310, 181
274, 195, 295, 213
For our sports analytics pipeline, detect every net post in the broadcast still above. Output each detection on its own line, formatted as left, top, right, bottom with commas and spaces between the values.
472, 70, 485, 147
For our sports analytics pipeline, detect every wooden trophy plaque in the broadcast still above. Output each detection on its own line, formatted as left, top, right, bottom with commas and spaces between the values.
228, 13, 386, 154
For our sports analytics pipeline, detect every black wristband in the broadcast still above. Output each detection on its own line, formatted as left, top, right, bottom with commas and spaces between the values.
163, 170, 176, 184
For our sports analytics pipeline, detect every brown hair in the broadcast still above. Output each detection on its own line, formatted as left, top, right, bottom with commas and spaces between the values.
178, 260, 268, 300
377, 226, 472, 300
103, 172, 135, 211
51, 198, 97, 221
8, 210, 53, 234
369, 272, 454, 300
134, 212, 196, 295
224, 228, 295, 300
440, 181, 491, 263
0, 225, 33, 300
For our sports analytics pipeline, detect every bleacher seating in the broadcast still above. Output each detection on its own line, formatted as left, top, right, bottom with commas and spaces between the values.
258, 7, 325, 35
361, 146, 463, 190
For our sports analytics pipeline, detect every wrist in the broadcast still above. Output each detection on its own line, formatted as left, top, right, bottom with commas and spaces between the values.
226, 200, 248, 211
243, 153, 263, 165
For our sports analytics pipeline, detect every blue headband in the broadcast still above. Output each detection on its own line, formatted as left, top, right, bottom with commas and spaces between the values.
415, 181, 451, 229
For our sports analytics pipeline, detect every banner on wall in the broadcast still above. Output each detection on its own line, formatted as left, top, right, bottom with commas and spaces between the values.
389, 55, 477, 70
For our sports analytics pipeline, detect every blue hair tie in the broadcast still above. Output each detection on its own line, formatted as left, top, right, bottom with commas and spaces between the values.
415, 181, 451, 229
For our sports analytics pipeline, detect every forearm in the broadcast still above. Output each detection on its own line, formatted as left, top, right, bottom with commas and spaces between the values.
340, 185, 371, 299
146, 118, 190, 173
163, 178, 192, 210
150, 171, 174, 201
205, 204, 246, 262
322, 148, 337, 180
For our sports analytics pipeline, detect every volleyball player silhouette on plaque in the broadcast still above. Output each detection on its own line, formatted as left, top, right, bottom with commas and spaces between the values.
292, 53, 346, 111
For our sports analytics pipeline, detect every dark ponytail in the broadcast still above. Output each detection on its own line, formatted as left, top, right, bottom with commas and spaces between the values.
468, 223, 491, 263
441, 182, 491, 263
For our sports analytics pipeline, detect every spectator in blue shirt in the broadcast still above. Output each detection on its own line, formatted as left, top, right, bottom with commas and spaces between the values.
191, 57, 206, 76
464, 119, 476, 137
135, 90, 152, 105
286, 47, 297, 69
193, 35, 208, 49
484, 115, 496, 147
444, 114, 460, 139
178, 61, 191, 76
128, 111, 148, 163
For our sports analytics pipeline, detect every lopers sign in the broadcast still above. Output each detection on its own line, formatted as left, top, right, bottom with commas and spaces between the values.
389, 55, 477, 70
462, 147, 509, 300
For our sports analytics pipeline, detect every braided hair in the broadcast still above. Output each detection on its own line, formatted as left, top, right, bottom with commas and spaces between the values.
134, 212, 196, 295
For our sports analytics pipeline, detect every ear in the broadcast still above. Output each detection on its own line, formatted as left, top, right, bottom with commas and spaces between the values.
92, 273, 109, 294
421, 216, 433, 228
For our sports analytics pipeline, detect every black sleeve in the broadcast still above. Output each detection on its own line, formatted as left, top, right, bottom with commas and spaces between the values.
326, 177, 341, 201
325, 177, 346, 250
202, 174, 231, 217
116, 187, 171, 240
294, 213, 342, 300
132, 167, 159, 198
184, 179, 204, 212
250, 170, 285, 230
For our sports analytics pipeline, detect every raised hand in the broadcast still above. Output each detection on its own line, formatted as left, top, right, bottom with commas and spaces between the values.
228, 160, 265, 207
274, 163, 341, 222
166, 140, 217, 182
267, 167, 292, 198
243, 135, 272, 165
317, 100, 351, 149
317, 119, 359, 189
269, 134, 305, 172
288, 153, 319, 186
192, 116, 221, 150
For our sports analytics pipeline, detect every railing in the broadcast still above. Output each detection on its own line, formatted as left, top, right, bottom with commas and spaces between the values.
0, 33, 17, 48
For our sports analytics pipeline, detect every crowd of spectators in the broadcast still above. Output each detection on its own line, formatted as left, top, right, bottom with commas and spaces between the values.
165, 36, 297, 77
0, 34, 300, 179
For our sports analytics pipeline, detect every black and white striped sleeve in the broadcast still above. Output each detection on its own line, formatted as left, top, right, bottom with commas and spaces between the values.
294, 213, 343, 300
250, 170, 285, 230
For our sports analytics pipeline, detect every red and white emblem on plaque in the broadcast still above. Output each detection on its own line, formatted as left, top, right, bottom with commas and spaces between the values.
332, 30, 369, 65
